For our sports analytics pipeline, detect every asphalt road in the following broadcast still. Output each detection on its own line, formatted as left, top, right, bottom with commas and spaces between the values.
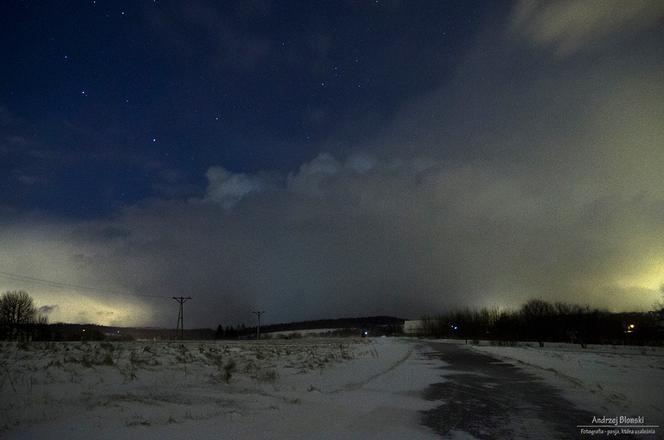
420, 341, 603, 439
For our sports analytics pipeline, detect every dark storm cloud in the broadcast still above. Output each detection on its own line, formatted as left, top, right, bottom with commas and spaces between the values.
1, 2, 662, 327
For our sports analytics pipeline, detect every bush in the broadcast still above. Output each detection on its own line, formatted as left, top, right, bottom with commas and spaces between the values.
222, 359, 236, 383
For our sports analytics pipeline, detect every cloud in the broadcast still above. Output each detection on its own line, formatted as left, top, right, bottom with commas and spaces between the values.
0, 2, 662, 327
16, 173, 47, 186
38, 304, 59, 315
3, 135, 662, 328
204, 167, 268, 207
510, 0, 664, 57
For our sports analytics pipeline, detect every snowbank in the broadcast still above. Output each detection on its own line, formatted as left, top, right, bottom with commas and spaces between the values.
468, 342, 664, 424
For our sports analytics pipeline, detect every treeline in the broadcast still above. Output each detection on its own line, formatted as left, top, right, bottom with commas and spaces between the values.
214, 324, 249, 339
257, 316, 404, 334
2, 321, 219, 342
214, 316, 404, 339
420, 299, 664, 346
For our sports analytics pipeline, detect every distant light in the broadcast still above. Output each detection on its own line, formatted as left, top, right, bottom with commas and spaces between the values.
363, 331, 368, 336
152, 138, 157, 143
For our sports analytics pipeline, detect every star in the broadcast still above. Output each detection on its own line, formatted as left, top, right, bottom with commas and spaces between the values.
152, 138, 157, 143
81, 90, 87, 96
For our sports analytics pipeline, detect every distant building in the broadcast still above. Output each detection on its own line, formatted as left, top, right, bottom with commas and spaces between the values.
403, 320, 423, 335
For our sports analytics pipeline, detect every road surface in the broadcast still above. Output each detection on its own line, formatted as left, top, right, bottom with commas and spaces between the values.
421, 341, 602, 439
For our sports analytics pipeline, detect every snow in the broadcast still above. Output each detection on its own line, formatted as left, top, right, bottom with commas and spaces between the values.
9, 336, 659, 438
0, 338, 445, 439
467, 341, 664, 424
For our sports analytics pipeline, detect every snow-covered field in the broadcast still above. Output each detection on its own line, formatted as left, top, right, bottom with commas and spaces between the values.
4, 337, 662, 439
468, 341, 664, 425
0, 338, 443, 439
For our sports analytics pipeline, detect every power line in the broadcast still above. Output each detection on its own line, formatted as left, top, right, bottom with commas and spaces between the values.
252, 310, 265, 340
173, 296, 191, 340
0, 269, 167, 299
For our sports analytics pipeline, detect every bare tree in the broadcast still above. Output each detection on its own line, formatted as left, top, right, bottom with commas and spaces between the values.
0, 290, 37, 339
521, 299, 556, 347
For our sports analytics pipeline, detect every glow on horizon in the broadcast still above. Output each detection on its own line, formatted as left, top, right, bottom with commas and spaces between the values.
25, 291, 154, 327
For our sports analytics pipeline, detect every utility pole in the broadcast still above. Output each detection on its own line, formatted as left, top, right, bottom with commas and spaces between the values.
252, 310, 265, 340
173, 296, 192, 340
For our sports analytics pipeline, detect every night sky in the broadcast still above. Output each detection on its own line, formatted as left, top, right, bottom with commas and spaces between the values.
1, 1, 663, 327
2, 0, 488, 216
